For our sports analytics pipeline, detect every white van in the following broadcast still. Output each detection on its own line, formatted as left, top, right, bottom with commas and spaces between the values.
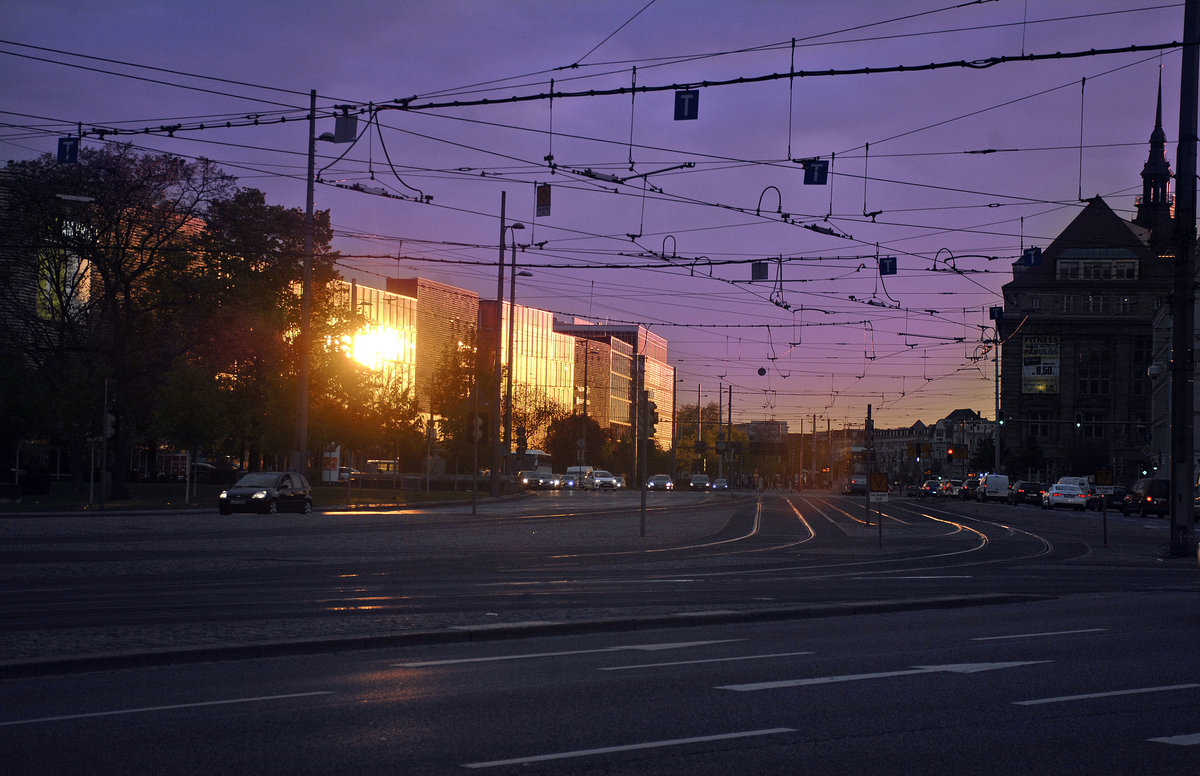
1055, 476, 1090, 491
563, 465, 592, 489
976, 473, 1009, 502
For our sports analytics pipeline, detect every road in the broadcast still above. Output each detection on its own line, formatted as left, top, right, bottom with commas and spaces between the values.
0, 490, 1193, 666
1, 591, 1197, 774
1, 489, 1197, 773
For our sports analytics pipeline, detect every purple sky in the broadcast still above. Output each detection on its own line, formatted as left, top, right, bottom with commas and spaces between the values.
2, 1, 1189, 430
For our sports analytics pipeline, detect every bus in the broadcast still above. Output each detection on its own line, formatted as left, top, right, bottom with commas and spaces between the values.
510, 449, 553, 476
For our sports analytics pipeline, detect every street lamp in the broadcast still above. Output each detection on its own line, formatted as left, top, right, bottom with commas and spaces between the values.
295, 91, 351, 477
503, 222, 525, 465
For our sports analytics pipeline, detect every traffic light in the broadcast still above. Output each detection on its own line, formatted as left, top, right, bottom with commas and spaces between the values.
645, 401, 658, 439
1074, 413, 1082, 428
997, 410, 1005, 426
515, 426, 527, 455
466, 412, 487, 443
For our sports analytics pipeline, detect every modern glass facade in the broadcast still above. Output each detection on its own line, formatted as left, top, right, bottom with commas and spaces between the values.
332, 279, 417, 392
501, 301, 576, 413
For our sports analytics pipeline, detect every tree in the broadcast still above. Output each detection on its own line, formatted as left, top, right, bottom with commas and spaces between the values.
192, 187, 341, 470
545, 413, 606, 470
2, 144, 235, 497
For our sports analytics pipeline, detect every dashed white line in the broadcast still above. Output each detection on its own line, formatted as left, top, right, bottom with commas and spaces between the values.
395, 639, 743, 667
1150, 733, 1200, 746
1014, 683, 1200, 706
462, 728, 796, 768
600, 651, 813, 671
0, 691, 334, 727
973, 628, 1106, 641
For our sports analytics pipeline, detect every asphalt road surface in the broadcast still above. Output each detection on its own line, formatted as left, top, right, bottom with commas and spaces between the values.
2, 489, 1197, 773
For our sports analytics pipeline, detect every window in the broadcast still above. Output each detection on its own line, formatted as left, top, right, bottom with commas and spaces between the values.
1056, 259, 1138, 281
1078, 348, 1111, 395
1081, 411, 1105, 439
1027, 412, 1050, 438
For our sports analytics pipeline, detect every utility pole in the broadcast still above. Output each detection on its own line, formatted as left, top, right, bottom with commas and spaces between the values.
295, 89, 316, 479
1170, 0, 1199, 556
490, 192, 506, 498
864, 404, 874, 527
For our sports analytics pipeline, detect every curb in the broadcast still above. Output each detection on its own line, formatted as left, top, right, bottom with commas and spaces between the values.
0, 593, 1050, 680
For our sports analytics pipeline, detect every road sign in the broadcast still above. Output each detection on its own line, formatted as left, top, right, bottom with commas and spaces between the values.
674, 89, 699, 120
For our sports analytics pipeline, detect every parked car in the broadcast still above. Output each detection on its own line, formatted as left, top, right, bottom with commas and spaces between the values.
218, 472, 312, 515
1120, 477, 1170, 517
1007, 481, 1045, 506
689, 474, 711, 490
959, 478, 979, 500
583, 470, 619, 490
1042, 483, 1087, 511
646, 474, 674, 491
712, 478, 729, 490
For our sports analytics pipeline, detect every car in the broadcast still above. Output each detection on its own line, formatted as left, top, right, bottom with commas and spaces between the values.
646, 474, 674, 490
1089, 484, 1126, 511
940, 479, 963, 497
712, 478, 729, 490
959, 478, 979, 500
218, 471, 312, 515
614, 475, 626, 489
689, 474, 711, 490
976, 473, 1010, 502
1042, 483, 1087, 511
1007, 481, 1045, 506
920, 479, 940, 497
336, 466, 362, 482
517, 470, 551, 489
583, 469, 619, 490
1120, 477, 1170, 517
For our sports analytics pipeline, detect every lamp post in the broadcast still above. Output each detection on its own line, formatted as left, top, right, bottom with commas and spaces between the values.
503, 222, 525, 468
295, 90, 349, 477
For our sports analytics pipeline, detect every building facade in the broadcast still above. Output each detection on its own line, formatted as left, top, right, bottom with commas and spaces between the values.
996, 102, 1176, 483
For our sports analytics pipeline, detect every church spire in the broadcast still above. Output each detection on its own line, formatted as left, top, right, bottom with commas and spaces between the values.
1134, 71, 1173, 244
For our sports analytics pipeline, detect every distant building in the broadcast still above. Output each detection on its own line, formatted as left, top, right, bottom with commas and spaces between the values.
553, 319, 674, 450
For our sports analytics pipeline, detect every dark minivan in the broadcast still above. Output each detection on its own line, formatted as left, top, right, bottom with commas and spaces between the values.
1120, 477, 1170, 518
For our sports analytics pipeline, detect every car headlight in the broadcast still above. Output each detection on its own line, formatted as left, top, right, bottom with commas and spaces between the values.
219, 490, 229, 499
251, 489, 269, 499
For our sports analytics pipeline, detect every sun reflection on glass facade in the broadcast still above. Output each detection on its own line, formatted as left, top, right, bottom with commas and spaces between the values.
333, 280, 417, 390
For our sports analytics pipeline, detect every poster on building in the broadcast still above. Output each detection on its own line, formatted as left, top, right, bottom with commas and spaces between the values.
1022, 335, 1059, 393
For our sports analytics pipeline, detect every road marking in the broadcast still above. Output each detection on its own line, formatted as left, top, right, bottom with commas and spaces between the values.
857, 575, 972, 580
1150, 733, 1200, 746
462, 728, 796, 768
394, 640, 743, 667
0, 691, 333, 727
1014, 684, 1200, 706
719, 661, 1050, 692
600, 651, 813, 671
973, 628, 1106, 641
